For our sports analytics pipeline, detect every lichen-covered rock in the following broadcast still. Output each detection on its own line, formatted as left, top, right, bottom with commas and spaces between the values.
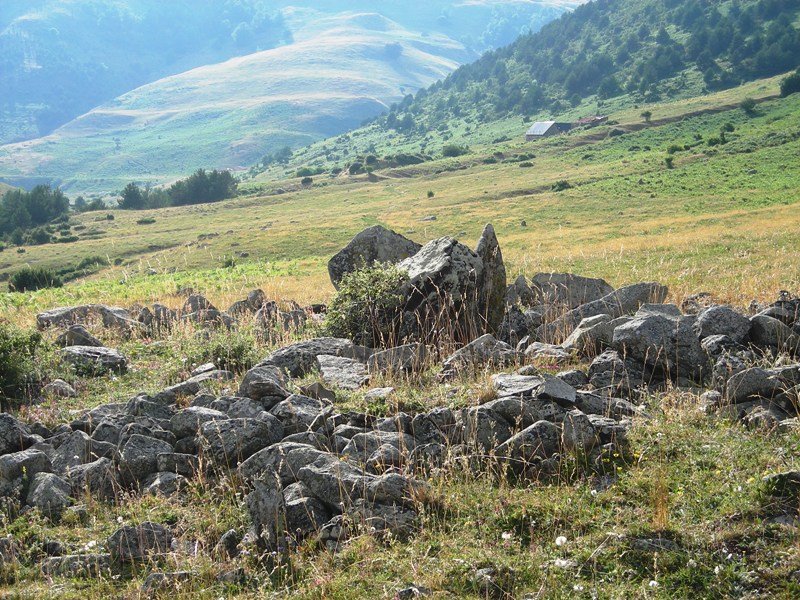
541, 282, 669, 342
26, 473, 72, 519
613, 308, 707, 382
317, 355, 368, 390
55, 324, 103, 348
396, 236, 484, 344
107, 522, 172, 563
531, 272, 614, 310
694, 305, 751, 343
475, 224, 507, 335
170, 407, 229, 439
116, 434, 174, 486
0, 414, 34, 457
199, 417, 283, 468
441, 334, 518, 379
270, 395, 330, 436
495, 420, 561, 463
60, 346, 128, 375
328, 225, 421, 289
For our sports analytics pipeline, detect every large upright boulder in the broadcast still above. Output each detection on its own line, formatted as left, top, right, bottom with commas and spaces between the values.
475, 224, 507, 335
396, 237, 484, 344
328, 226, 421, 289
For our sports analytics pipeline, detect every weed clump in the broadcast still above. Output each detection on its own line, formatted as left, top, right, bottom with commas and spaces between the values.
325, 264, 408, 347
0, 322, 42, 402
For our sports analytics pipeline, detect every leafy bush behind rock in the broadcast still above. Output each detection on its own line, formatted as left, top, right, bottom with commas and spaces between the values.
325, 264, 409, 347
0, 322, 42, 401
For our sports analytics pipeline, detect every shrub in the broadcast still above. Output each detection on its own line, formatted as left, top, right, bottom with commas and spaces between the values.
76, 256, 105, 270
666, 144, 682, 154
665, 156, 674, 169
188, 331, 257, 374
519, 161, 534, 168
136, 217, 156, 225
10, 267, 63, 292
325, 264, 409, 347
301, 176, 313, 186
0, 322, 42, 402
296, 167, 315, 178
551, 180, 573, 192
780, 69, 800, 97
740, 97, 757, 115
55, 235, 79, 243
442, 144, 469, 158
427, 190, 435, 199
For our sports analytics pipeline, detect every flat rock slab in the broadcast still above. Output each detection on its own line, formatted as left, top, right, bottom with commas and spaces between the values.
60, 346, 128, 375
317, 355, 368, 390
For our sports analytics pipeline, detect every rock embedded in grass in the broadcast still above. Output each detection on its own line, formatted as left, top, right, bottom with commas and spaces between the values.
107, 521, 173, 563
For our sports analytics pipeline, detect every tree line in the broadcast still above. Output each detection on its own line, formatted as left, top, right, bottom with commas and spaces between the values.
0, 168, 239, 246
117, 169, 238, 210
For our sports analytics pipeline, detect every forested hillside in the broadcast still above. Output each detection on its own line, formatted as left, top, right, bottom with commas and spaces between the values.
378, 0, 800, 132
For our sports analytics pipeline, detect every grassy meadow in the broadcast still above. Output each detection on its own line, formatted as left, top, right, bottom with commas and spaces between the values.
3, 74, 799, 323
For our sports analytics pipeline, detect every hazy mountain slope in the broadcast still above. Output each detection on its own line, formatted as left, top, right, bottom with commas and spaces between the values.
0, 0, 291, 144
0, 0, 580, 147
0, 14, 468, 194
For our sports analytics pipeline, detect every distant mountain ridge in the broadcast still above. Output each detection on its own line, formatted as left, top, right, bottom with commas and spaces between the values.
0, 13, 468, 193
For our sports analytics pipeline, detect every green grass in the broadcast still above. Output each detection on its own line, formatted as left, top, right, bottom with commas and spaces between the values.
2, 75, 799, 322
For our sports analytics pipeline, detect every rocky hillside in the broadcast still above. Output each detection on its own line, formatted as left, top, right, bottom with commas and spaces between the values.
0, 226, 798, 597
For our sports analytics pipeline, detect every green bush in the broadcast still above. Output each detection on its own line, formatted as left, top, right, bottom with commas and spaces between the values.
551, 180, 573, 192
136, 217, 156, 225
325, 264, 409, 347
0, 322, 42, 402
442, 144, 469, 158
740, 97, 757, 115
780, 69, 800, 97
9, 267, 63, 292
301, 176, 313, 186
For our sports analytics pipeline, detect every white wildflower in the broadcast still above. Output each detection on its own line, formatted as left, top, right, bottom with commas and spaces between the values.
555, 535, 568, 547
501, 532, 513, 541
648, 580, 659, 589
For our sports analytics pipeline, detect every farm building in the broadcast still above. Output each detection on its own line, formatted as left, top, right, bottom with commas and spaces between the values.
525, 121, 571, 140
